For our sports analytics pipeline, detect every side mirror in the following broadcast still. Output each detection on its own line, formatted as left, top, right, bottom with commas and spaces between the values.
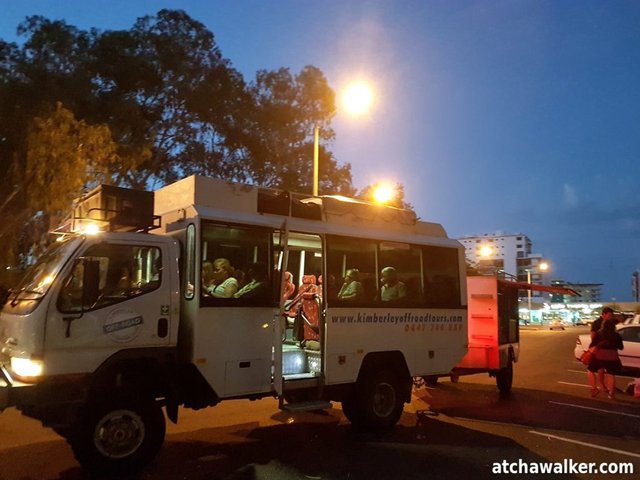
82, 259, 101, 307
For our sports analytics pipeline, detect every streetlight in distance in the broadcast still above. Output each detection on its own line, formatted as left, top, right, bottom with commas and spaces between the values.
313, 81, 374, 196
479, 245, 493, 258
527, 261, 549, 323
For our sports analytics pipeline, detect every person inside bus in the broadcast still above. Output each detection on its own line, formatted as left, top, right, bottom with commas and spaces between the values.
380, 266, 407, 301
202, 260, 215, 292
234, 262, 270, 299
205, 258, 238, 298
337, 268, 364, 301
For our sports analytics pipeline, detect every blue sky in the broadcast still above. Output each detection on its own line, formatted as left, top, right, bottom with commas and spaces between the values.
1, 1, 639, 301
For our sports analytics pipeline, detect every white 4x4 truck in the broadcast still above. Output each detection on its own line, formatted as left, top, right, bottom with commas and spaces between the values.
1, 176, 470, 474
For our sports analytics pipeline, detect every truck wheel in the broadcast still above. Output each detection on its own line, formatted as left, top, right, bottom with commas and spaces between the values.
356, 369, 405, 430
70, 393, 165, 475
340, 387, 362, 425
496, 360, 513, 393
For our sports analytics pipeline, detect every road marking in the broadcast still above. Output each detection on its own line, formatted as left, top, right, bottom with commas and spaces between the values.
548, 401, 640, 419
557, 381, 590, 388
567, 368, 636, 380
529, 430, 640, 458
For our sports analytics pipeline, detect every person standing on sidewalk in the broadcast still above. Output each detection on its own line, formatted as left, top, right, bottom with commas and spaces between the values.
588, 307, 615, 391
587, 317, 624, 399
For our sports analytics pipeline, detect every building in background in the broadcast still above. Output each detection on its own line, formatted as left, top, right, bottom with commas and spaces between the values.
459, 232, 530, 277
458, 232, 552, 323
458, 232, 611, 324
550, 280, 602, 303
632, 271, 640, 302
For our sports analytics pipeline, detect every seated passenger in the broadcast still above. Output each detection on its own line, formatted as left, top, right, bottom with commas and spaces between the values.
337, 268, 364, 301
205, 258, 238, 298
202, 260, 215, 292
234, 262, 270, 299
380, 266, 407, 301
282, 271, 295, 301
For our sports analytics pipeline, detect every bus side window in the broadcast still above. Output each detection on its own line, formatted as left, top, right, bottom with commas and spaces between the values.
200, 223, 272, 307
422, 245, 461, 308
326, 235, 377, 306
378, 242, 423, 305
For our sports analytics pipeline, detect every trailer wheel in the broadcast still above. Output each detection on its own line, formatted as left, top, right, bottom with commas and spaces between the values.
496, 360, 513, 393
352, 369, 405, 430
423, 375, 439, 386
70, 392, 165, 475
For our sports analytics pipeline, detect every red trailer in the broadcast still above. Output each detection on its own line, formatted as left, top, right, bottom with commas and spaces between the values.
425, 275, 577, 392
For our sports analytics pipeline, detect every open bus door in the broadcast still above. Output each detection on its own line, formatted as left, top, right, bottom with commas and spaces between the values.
274, 228, 329, 411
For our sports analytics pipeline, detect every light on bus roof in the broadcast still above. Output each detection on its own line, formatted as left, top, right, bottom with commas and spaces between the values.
372, 183, 396, 205
79, 222, 101, 235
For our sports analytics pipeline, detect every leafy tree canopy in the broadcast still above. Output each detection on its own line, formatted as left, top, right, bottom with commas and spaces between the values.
0, 9, 413, 274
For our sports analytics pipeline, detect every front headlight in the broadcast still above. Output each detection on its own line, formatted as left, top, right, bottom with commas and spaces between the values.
11, 357, 43, 380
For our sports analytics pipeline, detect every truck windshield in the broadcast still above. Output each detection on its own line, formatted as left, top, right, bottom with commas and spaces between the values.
7, 236, 81, 306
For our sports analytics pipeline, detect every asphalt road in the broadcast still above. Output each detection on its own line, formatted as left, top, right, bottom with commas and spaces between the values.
0, 326, 639, 479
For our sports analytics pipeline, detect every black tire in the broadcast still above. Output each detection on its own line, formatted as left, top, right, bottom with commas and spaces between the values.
353, 369, 406, 430
496, 360, 513, 393
340, 387, 362, 425
70, 392, 166, 475
423, 375, 439, 386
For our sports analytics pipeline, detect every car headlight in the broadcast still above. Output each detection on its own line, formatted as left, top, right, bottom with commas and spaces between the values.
11, 357, 44, 380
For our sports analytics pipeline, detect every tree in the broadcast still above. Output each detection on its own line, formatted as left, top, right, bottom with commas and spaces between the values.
88, 9, 249, 188
0, 104, 118, 266
0, 10, 358, 270
239, 66, 354, 195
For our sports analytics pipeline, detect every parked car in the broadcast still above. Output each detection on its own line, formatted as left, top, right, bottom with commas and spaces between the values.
622, 314, 640, 326
574, 325, 640, 371
549, 319, 566, 330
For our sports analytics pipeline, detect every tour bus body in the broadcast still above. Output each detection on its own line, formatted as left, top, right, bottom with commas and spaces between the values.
0, 175, 468, 474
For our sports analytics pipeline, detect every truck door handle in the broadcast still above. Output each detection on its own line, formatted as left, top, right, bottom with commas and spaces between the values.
157, 318, 168, 338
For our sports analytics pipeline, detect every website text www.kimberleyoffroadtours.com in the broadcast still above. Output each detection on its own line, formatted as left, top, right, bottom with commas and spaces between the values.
330, 312, 464, 325
492, 459, 635, 475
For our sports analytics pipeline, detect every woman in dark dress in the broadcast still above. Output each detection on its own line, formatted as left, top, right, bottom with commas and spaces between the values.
587, 319, 623, 399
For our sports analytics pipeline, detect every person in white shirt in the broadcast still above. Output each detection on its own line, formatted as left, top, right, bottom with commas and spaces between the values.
206, 258, 238, 298
380, 266, 407, 301
338, 268, 364, 301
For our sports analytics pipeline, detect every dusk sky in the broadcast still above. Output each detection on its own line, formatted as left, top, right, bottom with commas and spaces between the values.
2, 1, 639, 301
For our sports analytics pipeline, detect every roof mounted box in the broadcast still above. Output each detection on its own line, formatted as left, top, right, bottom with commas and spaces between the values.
73, 185, 157, 233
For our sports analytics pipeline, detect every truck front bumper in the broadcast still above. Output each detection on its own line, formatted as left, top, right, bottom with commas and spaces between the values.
1, 364, 13, 412
0, 363, 36, 413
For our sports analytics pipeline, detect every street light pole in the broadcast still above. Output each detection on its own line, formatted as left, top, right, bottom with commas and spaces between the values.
527, 261, 549, 324
527, 269, 532, 323
312, 80, 373, 196
313, 124, 319, 196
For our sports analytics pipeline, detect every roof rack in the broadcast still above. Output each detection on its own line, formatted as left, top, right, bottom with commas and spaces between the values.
72, 184, 160, 233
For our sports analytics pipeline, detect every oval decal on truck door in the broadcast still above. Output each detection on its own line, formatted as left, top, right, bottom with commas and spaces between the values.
103, 308, 144, 343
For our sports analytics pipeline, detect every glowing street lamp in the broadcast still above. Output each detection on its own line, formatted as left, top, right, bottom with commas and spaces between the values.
341, 81, 374, 116
313, 81, 374, 196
